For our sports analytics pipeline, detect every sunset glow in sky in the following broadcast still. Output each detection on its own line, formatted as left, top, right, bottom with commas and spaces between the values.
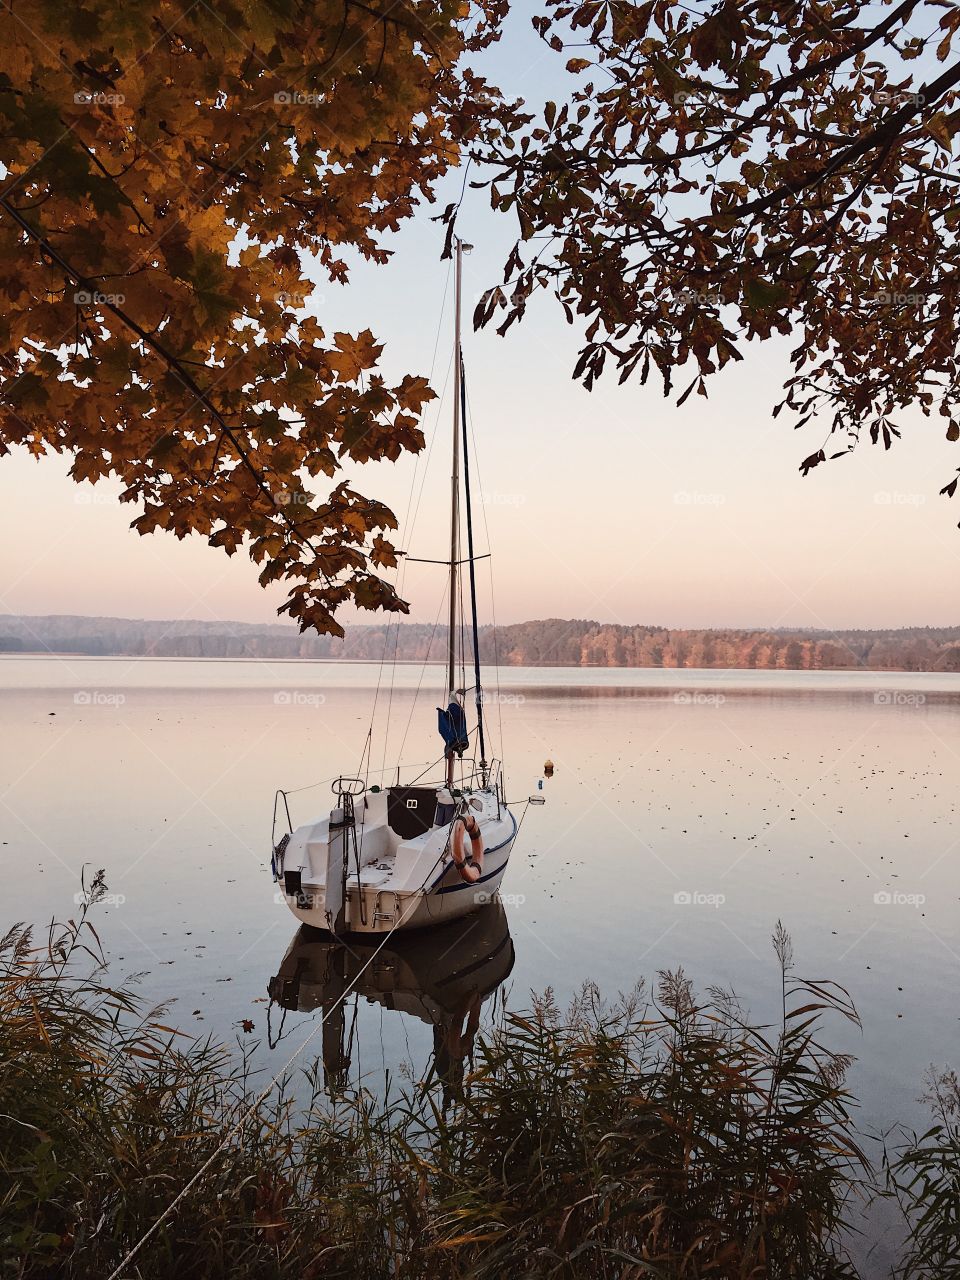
1, 15, 957, 634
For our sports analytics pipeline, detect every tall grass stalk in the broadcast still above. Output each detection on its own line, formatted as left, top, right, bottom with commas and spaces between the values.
0, 883, 949, 1279
883, 1068, 960, 1278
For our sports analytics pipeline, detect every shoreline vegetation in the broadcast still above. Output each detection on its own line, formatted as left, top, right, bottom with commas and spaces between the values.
3, 615, 960, 673
2, 880, 957, 1278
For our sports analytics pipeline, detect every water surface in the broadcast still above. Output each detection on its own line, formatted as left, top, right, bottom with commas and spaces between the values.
2, 654, 958, 1269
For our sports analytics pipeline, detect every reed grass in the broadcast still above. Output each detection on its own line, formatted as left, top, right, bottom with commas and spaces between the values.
0, 879, 954, 1279
883, 1068, 960, 1278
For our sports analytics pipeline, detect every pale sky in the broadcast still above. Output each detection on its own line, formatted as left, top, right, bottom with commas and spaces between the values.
1, 14, 958, 633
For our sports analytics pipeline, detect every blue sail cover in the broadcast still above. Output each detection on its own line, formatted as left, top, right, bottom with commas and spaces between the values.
437, 701, 469, 756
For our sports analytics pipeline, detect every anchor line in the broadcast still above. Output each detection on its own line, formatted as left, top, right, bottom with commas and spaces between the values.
103, 890, 431, 1280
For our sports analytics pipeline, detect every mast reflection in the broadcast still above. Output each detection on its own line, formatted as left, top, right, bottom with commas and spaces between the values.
267, 900, 514, 1103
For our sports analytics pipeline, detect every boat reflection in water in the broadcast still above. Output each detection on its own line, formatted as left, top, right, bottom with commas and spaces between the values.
267, 900, 514, 1104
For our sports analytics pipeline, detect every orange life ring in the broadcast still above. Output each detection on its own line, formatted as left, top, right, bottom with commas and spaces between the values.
451, 814, 484, 884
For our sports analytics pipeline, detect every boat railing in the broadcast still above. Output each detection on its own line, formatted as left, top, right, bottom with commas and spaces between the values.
270, 756, 506, 858
332, 776, 366, 797
272, 788, 293, 843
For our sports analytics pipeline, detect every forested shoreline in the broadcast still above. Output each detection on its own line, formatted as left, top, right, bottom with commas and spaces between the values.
3, 614, 960, 671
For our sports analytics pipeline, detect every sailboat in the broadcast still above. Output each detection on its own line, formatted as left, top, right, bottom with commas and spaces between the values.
270, 240, 531, 935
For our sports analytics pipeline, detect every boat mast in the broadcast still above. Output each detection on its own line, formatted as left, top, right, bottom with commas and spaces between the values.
459, 326, 488, 785
446, 239, 463, 787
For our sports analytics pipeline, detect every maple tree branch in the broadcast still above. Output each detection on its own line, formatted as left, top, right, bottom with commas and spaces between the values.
0, 194, 329, 568
70, 134, 154, 234
0, 0, 487, 630
346, 0, 436, 48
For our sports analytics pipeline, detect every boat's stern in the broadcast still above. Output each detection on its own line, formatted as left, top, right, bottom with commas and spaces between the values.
272, 783, 517, 933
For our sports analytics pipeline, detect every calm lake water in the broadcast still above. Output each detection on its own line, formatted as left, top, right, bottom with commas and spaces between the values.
2, 655, 958, 1268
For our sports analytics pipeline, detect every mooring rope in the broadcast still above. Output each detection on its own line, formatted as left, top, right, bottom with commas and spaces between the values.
103, 891, 428, 1280
112, 775, 508, 1279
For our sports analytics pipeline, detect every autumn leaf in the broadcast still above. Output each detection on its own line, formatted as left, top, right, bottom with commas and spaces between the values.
0, 0, 505, 634
468, 0, 960, 517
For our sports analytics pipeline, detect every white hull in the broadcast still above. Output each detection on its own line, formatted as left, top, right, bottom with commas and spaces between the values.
275, 784, 517, 935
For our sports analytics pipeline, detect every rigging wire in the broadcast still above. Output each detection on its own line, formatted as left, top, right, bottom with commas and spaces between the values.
378, 348, 454, 785
279, 760, 441, 797
396, 585, 447, 766
357, 725, 373, 791
458, 540, 467, 789
463, 378, 505, 768
370, 261, 452, 784
458, 353, 487, 774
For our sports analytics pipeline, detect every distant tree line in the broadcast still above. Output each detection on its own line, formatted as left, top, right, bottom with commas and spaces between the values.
3, 615, 960, 672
